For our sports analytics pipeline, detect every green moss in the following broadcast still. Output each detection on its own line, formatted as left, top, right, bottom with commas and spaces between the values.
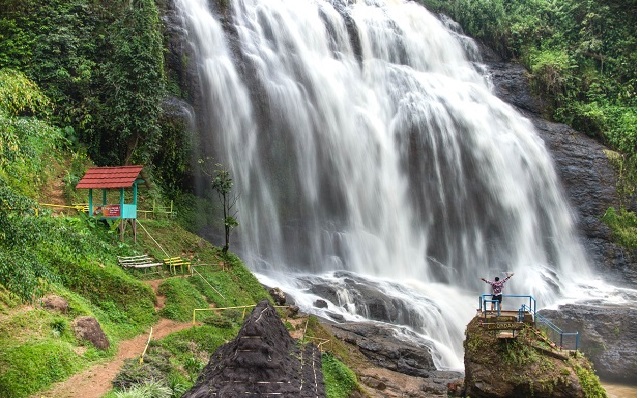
322, 352, 358, 398
601, 206, 637, 251
573, 359, 607, 398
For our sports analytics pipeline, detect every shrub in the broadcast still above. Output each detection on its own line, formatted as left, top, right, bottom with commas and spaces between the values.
113, 347, 172, 390
0, 68, 51, 117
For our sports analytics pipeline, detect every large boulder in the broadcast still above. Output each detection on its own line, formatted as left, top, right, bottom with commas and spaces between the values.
331, 322, 435, 377
182, 300, 324, 397
41, 295, 68, 314
302, 272, 427, 328
72, 316, 109, 350
463, 315, 604, 398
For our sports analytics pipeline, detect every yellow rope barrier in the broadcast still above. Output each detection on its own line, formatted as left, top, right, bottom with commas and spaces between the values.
192, 267, 225, 299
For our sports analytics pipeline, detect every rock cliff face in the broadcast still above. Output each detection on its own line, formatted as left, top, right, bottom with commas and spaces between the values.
182, 300, 324, 397
463, 315, 605, 398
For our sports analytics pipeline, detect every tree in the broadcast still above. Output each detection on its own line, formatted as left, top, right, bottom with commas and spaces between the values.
199, 159, 239, 254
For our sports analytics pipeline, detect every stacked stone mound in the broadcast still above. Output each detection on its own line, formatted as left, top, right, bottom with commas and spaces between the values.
182, 300, 325, 398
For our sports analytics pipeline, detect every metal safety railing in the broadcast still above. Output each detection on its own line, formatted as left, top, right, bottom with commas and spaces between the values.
534, 311, 580, 351
478, 294, 579, 350
478, 294, 537, 320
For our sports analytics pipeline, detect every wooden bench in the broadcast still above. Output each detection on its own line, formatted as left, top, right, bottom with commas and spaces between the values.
163, 256, 192, 275
117, 255, 163, 274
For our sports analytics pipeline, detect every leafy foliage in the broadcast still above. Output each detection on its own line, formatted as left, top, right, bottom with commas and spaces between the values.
199, 159, 239, 254
0, 68, 51, 117
89, 0, 166, 165
0, 0, 174, 172
573, 353, 607, 398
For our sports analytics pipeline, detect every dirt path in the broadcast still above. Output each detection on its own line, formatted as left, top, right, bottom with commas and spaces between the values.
33, 280, 191, 398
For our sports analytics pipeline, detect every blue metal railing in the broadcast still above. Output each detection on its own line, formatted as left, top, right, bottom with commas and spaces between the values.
478, 294, 580, 350
478, 294, 536, 320
534, 312, 580, 351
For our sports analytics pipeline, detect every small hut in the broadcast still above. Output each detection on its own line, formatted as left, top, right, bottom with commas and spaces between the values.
76, 165, 144, 241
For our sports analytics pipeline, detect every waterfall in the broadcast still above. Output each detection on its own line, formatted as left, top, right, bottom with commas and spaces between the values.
174, 0, 605, 370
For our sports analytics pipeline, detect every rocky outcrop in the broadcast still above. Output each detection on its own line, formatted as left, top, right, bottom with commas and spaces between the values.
538, 304, 637, 383
463, 315, 605, 398
330, 321, 463, 395
72, 316, 109, 350
330, 322, 437, 377
182, 300, 324, 397
302, 272, 427, 328
481, 44, 636, 286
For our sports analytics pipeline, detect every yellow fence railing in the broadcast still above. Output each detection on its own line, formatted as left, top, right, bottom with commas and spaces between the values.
36, 201, 176, 219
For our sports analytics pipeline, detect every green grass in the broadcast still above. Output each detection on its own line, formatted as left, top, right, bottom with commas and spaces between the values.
158, 278, 208, 322
0, 340, 87, 398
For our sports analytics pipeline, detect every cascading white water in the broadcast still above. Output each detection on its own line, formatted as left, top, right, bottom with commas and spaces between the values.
174, 0, 623, 370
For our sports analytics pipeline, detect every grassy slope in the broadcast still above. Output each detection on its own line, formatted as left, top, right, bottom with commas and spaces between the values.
0, 212, 273, 398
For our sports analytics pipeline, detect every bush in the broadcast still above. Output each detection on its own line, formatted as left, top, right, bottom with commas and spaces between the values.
0, 68, 51, 117
114, 380, 173, 398
527, 47, 572, 99
573, 359, 607, 398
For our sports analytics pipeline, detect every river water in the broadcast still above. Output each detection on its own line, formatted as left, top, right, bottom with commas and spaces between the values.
174, 0, 636, 371
601, 382, 637, 398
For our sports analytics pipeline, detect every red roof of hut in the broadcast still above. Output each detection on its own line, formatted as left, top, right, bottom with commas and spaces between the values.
76, 166, 144, 189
